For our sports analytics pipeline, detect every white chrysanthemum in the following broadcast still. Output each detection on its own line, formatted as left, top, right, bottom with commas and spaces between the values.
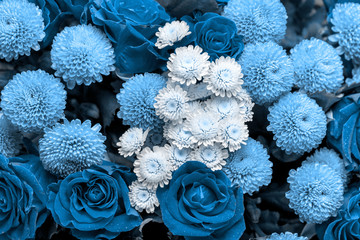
129, 180, 159, 213
205, 96, 246, 120
184, 110, 220, 146
192, 143, 228, 171
167, 45, 210, 86
163, 122, 194, 149
165, 144, 193, 170
204, 56, 244, 97
233, 88, 255, 122
116, 128, 149, 157
154, 85, 189, 123
134, 146, 172, 190
155, 21, 191, 49
218, 117, 249, 152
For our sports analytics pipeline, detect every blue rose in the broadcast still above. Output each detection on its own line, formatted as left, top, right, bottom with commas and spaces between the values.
47, 162, 142, 240
327, 94, 360, 172
183, 12, 244, 61
57, 0, 94, 24
90, 0, 171, 74
0, 154, 48, 240
318, 185, 360, 239
157, 161, 245, 240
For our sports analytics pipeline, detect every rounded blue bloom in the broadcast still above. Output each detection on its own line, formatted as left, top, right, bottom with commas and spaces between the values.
0, 115, 21, 158
47, 163, 142, 240
291, 38, 344, 93
268, 232, 308, 240
157, 161, 245, 240
223, 138, 272, 195
0, 0, 45, 61
0, 70, 66, 133
239, 41, 294, 105
51, 24, 115, 89
267, 92, 327, 154
117, 73, 167, 130
222, 0, 287, 44
39, 119, 106, 178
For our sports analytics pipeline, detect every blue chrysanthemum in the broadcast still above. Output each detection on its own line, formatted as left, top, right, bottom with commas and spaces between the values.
51, 24, 115, 89
117, 73, 167, 130
222, 0, 287, 44
267, 92, 326, 154
286, 162, 344, 223
0, 0, 45, 61
330, 3, 360, 64
0, 115, 21, 158
239, 41, 294, 105
39, 119, 106, 178
291, 38, 343, 93
223, 138, 272, 195
268, 232, 308, 240
1, 70, 66, 133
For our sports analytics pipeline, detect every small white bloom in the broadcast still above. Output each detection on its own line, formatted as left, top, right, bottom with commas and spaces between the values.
204, 56, 244, 97
134, 146, 172, 190
116, 128, 149, 157
167, 45, 210, 86
233, 88, 255, 122
129, 180, 159, 213
154, 85, 189, 123
165, 144, 193, 170
155, 21, 191, 49
218, 116, 249, 152
205, 96, 245, 120
163, 122, 194, 149
192, 143, 228, 171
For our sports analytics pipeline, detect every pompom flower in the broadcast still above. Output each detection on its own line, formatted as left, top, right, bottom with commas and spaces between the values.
117, 128, 149, 157
134, 146, 172, 190
267, 92, 327, 154
167, 45, 210, 86
155, 20, 191, 49
330, 3, 360, 63
222, 0, 287, 44
286, 162, 344, 223
165, 144, 193, 170
154, 85, 189, 123
0, 0, 45, 61
223, 138, 272, 195
203, 56, 244, 98
290, 38, 343, 93
163, 122, 194, 149
233, 88, 255, 122
0, 115, 21, 158
39, 119, 106, 178
1, 70, 66, 133
239, 41, 294, 105
192, 143, 228, 171
205, 96, 246, 120
217, 117, 249, 152
51, 24, 115, 89
117, 73, 167, 130
129, 180, 159, 213
268, 232, 308, 240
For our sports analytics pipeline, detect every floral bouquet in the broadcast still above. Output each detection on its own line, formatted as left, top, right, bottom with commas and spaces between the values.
1, 0, 360, 239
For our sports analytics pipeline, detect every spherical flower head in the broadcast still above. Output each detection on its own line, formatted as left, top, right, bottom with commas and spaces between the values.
205, 96, 246, 120
192, 143, 228, 171
155, 20, 191, 49
290, 38, 343, 94
154, 85, 189, 123
51, 24, 115, 89
117, 128, 149, 157
0, 115, 21, 158
222, 0, 287, 44
165, 144, 193, 170
217, 116, 249, 152
267, 92, 326, 154
167, 45, 210, 86
39, 119, 106, 178
129, 180, 159, 213
134, 146, 172, 190
286, 162, 344, 223
163, 122, 194, 149
1, 70, 66, 133
330, 3, 360, 63
268, 232, 308, 240
0, 0, 45, 61
233, 88, 255, 122
223, 138, 272, 195
117, 73, 167, 130
239, 41, 294, 105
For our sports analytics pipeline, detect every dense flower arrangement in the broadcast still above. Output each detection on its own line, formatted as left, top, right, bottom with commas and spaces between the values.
1, 0, 360, 239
